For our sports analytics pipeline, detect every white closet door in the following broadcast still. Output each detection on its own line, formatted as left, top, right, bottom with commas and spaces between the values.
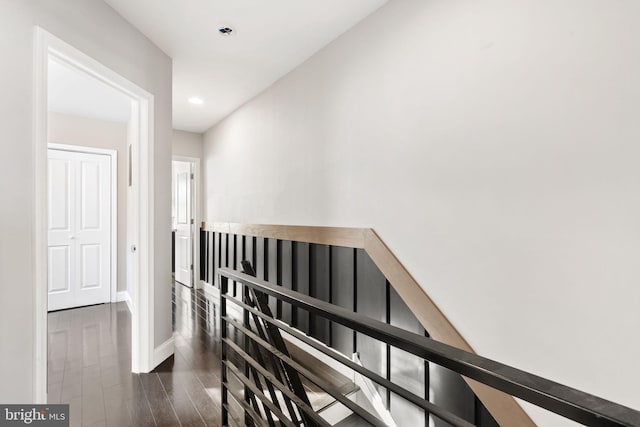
173, 161, 193, 286
48, 149, 111, 311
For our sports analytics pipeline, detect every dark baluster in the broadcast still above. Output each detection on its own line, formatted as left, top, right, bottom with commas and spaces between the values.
220, 275, 229, 426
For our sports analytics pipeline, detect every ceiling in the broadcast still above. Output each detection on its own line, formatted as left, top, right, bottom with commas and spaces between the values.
103, 0, 388, 133
48, 58, 131, 123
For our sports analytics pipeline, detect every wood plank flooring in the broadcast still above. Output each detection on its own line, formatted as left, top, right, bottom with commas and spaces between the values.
47, 283, 222, 427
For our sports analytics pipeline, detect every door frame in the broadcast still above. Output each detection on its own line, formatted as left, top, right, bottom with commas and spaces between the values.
34, 27, 156, 402
172, 156, 201, 289
47, 143, 118, 305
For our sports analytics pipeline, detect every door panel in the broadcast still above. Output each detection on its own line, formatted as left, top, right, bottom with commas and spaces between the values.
48, 148, 111, 311
176, 235, 189, 272
80, 160, 102, 230
48, 158, 71, 231
177, 171, 189, 225
80, 244, 101, 289
48, 246, 71, 293
173, 161, 193, 286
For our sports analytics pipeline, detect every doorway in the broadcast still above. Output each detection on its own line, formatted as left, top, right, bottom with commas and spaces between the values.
172, 160, 194, 287
34, 28, 157, 402
47, 145, 117, 311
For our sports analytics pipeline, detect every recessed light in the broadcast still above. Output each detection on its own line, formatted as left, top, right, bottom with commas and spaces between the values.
218, 27, 233, 36
188, 97, 203, 105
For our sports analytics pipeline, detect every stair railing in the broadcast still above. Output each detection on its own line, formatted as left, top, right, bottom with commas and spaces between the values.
219, 267, 640, 427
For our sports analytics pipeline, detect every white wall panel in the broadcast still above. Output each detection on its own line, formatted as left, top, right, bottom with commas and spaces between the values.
177, 172, 189, 225
48, 159, 70, 231
47, 246, 70, 293
80, 161, 101, 230
80, 244, 101, 289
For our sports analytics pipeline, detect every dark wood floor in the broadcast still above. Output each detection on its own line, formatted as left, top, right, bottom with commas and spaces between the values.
47, 283, 223, 427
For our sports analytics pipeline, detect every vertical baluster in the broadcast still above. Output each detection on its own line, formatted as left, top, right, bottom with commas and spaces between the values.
243, 275, 253, 426
220, 275, 229, 426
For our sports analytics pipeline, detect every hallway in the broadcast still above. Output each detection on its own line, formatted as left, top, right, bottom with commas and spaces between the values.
47, 284, 222, 426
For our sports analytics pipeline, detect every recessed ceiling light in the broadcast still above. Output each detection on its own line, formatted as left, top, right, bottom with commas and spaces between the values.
218, 27, 233, 36
188, 97, 203, 105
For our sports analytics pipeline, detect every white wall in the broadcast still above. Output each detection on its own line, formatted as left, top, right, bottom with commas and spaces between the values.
173, 129, 203, 159
0, 0, 172, 402
48, 112, 129, 293
203, 0, 640, 424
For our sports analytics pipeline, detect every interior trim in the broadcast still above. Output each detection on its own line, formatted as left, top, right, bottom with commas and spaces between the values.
153, 336, 175, 368
34, 27, 157, 402
116, 290, 133, 314
203, 222, 536, 426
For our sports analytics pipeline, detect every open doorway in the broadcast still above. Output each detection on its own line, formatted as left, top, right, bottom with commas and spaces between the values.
172, 158, 200, 288
46, 56, 127, 311
34, 28, 157, 402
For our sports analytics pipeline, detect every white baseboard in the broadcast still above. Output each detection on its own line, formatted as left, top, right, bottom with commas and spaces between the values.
202, 282, 220, 298
116, 290, 129, 302
116, 291, 133, 313
153, 336, 175, 368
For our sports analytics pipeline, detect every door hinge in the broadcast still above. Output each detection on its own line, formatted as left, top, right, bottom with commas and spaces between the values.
190, 173, 194, 179
190, 264, 194, 270
191, 218, 194, 225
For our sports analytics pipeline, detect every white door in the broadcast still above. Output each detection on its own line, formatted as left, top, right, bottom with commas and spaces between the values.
48, 148, 111, 311
173, 161, 193, 286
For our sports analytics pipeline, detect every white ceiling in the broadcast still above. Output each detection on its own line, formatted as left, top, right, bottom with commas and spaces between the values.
103, 0, 388, 133
48, 58, 131, 123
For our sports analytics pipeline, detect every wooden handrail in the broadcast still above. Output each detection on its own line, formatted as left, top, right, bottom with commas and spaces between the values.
202, 222, 536, 426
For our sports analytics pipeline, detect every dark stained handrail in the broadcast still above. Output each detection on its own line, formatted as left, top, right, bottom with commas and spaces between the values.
219, 268, 640, 427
